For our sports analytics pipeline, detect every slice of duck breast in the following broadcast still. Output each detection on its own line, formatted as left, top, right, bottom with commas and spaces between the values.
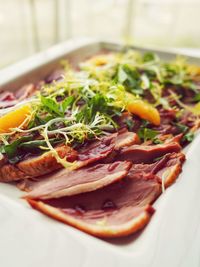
0, 145, 77, 182
0, 91, 18, 108
101, 130, 140, 163
0, 133, 117, 183
17, 131, 139, 188
24, 161, 132, 199
113, 130, 140, 149
117, 142, 181, 163
15, 84, 37, 100
76, 131, 139, 168
27, 172, 161, 238
155, 153, 185, 187
127, 152, 185, 188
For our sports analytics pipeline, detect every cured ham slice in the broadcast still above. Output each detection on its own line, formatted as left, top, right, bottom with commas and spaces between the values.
27, 172, 161, 238
24, 161, 132, 199
0, 145, 77, 182
117, 142, 181, 163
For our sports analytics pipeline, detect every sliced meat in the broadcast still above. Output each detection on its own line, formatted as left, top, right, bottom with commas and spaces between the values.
155, 153, 185, 187
116, 112, 142, 132
24, 161, 132, 199
76, 131, 139, 168
18, 131, 139, 190
45, 69, 65, 84
20, 152, 185, 193
75, 133, 117, 168
0, 91, 17, 108
117, 142, 181, 163
0, 85, 36, 109
159, 133, 183, 144
127, 154, 171, 177
27, 172, 161, 238
0, 145, 77, 182
151, 108, 197, 137
5, 133, 116, 183
15, 84, 36, 100
114, 130, 140, 150
0, 91, 15, 101
101, 131, 140, 163
142, 132, 184, 146
179, 110, 198, 129
127, 152, 185, 188
149, 108, 180, 136
0, 154, 7, 168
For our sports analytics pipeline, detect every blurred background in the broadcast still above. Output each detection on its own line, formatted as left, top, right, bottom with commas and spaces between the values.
0, 0, 200, 68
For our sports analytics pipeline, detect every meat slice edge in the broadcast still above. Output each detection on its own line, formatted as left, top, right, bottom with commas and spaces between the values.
26, 172, 161, 238
28, 200, 153, 238
25, 152, 185, 238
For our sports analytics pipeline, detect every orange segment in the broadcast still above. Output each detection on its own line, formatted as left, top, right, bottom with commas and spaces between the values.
0, 105, 31, 133
125, 94, 160, 126
87, 55, 108, 66
187, 64, 200, 76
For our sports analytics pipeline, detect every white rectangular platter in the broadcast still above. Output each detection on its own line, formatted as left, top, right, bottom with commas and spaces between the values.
0, 38, 200, 267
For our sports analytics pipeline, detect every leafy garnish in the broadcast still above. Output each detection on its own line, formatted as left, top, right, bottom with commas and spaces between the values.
174, 123, 194, 142
194, 93, 200, 102
143, 52, 158, 63
41, 95, 63, 117
183, 132, 194, 142
20, 138, 63, 152
40, 95, 74, 117
2, 136, 32, 164
138, 127, 158, 142
153, 138, 163, 144
1, 136, 63, 164
174, 123, 189, 133
117, 65, 143, 95
0, 49, 199, 168
61, 96, 74, 113
125, 119, 135, 131
76, 93, 119, 128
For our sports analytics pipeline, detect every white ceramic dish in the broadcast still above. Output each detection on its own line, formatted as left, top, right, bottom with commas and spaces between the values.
0, 38, 200, 267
